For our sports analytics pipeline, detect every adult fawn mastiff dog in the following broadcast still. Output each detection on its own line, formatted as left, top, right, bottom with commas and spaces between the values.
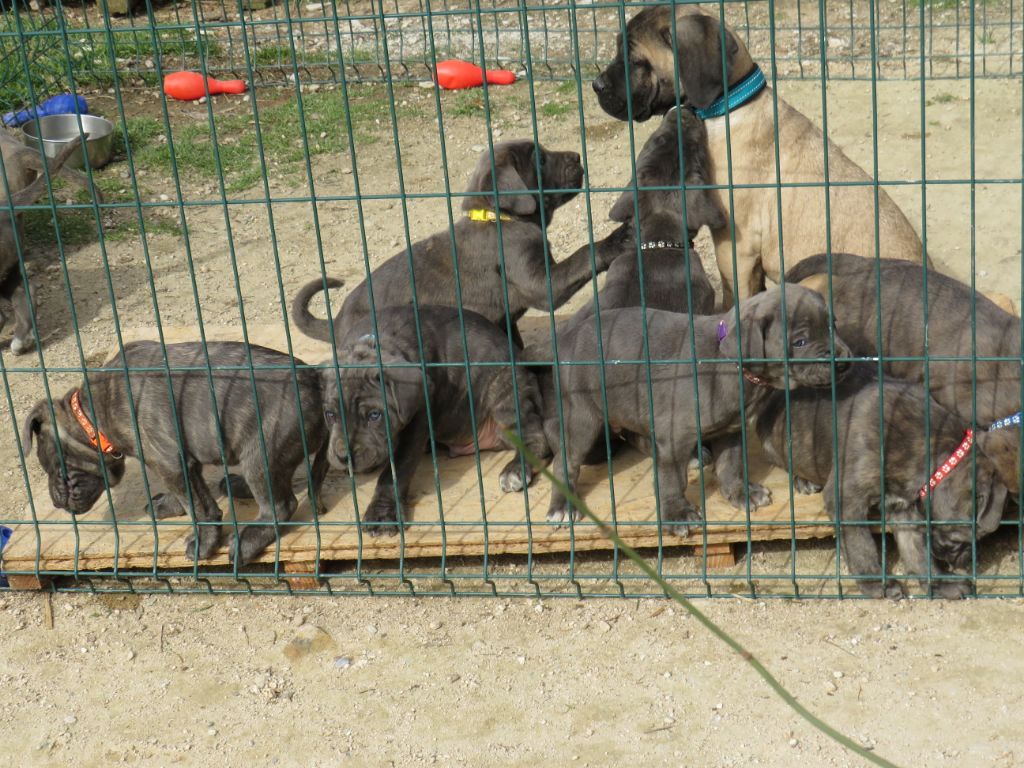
592, 5, 924, 306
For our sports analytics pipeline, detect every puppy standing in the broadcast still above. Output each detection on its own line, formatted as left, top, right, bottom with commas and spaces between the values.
23, 341, 329, 564
592, 5, 923, 305
1, 137, 98, 354
322, 306, 549, 534
786, 252, 1024, 492
292, 140, 630, 348
577, 106, 724, 319
755, 364, 1010, 599
545, 284, 849, 530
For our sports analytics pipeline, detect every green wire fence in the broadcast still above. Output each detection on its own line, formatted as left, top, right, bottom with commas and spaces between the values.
0, 0, 1021, 597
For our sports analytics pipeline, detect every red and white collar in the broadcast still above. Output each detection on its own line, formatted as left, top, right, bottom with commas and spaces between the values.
918, 429, 973, 499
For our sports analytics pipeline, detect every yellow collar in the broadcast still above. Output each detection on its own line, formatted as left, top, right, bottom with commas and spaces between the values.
466, 208, 513, 223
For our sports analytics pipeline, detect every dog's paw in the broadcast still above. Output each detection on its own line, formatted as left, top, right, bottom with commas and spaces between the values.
723, 482, 772, 511
859, 579, 907, 600
363, 497, 402, 537
9, 334, 35, 356
931, 579, 973, 600
546, 504, 581, 526
228, 526, 277, 565
795, 477, 823, 495
663, 502, 702, 537
499, 459, 533, 493
150, 493, 187, 519
184, 528, 222, 562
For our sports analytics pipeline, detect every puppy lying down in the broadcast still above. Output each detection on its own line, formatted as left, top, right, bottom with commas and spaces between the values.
23, 341, 330, 564
754, 364, 1012, 599
322, 305, 549, 535
544, 284, 848, 531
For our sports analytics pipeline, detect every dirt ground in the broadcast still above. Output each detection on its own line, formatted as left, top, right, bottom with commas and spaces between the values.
3, 591, 1024, 767
2, 5, 1024, 764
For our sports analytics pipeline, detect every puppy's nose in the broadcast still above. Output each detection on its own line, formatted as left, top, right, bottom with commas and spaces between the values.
592, 75, 607, 95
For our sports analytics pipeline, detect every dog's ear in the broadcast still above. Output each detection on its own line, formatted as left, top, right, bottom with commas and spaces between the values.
667, 13, 741, 110
463, 148, 538, 216
685, 187, 726, 232
726, 292, 771, 363
976, 428, 1022, 494
973, 464, 1010, 536
21, 400, 48, 452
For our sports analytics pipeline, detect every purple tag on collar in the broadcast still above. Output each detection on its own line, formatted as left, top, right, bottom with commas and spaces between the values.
717, 321, 728, 345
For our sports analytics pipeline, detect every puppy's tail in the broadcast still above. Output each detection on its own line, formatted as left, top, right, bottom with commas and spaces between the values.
783, 252, 868, 284
291, 276, 344, 342
4, 140, 82, 210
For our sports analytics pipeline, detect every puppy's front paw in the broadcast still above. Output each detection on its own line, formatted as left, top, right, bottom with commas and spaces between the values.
663, 501, 702, 537
150, 493, 186, 519
184, 527, 222, 562
10, 334, 34, 356
499, 459, 533, 493
795, 477, 823, 495
723, 482, 772, 511
546, 504, 581, 526
931, 579, 973, 600
363, 497, 402, 537
859, 579, 906, 600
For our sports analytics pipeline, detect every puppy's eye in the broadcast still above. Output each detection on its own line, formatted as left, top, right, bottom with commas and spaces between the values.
367, 410, 382, 422
793, 339, 808, 348
323, 409, 337, 425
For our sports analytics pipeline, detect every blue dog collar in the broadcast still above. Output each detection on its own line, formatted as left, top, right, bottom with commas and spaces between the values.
694, 66, 767, 120
990, 412, 1023, 431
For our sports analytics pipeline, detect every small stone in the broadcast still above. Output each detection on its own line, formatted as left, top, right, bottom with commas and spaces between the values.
207, 728, 217, 737
334, 656, 351, 670
516, 655, 526, 665
63, 715, 76, 725
63, 603, 74, 612
832, 670, 844, 679
418, 80, 435, 89
789, 738, 799, 747
429, 621, 441, 630
471, 144, 485, 152
598, 620, 612, 632
159, 193, 170, 202
283, 625, 335, 661
319, 131, 327, 139
366, 624, 378, 635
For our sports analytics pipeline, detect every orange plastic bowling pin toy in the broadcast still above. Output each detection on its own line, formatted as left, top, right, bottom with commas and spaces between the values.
163, 71, 248, 101
433, 59, 516, 90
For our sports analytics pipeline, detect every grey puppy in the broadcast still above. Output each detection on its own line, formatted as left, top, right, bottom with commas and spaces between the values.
1, 136, 97, 355
579, 106, 723, 318
786, 252, 1024, 492
292, 139, 629, 348
544, 284, 849, 529
755, 364, 1010, 599
322, 305, 550, 535
22, 341, 329, 564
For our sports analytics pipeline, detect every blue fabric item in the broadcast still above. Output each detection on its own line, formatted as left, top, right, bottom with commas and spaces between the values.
2, 94, 89, 127
0, 526, 11, 588
694, 66, 767, 120
990, 412, 1023, 431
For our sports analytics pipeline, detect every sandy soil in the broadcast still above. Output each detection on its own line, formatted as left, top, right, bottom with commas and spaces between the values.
3, 591, 1024, 767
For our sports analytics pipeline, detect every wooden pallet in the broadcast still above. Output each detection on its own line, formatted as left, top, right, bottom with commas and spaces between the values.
1, 321, 837, 588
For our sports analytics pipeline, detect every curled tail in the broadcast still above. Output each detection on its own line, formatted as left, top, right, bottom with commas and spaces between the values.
291, 276, 345, 342
783, 252, 872, 285
4, 140, 81, 210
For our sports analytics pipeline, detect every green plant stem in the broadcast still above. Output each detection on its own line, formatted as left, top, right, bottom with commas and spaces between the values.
506, 434, 904, 768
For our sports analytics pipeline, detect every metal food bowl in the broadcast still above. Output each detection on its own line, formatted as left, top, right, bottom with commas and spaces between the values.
20, 114, 115, 170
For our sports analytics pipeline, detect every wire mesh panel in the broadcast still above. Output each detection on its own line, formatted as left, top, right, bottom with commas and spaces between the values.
0, 0, 1021, 597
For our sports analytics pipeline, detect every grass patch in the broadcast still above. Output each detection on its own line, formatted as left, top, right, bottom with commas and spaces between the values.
118, 86, 419, 194
447, 90, 485, 117
926, 92, 956, 106
555, 80, 579, 95
540, 100, 573, 117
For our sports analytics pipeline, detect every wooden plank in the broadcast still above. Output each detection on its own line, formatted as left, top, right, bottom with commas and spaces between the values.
695, 543, 737, 569
3, 321, 837, 576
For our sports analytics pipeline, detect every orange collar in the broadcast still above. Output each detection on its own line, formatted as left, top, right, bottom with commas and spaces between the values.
69, 389, 121, 458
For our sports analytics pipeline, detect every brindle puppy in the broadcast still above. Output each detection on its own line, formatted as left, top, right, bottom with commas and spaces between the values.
580, 106, 724, 318
786, 252, 1024, 493
292, 140, 629, 348
22, 341, 329, 564
322, 305, 549, 534
1, 137, 98, 354
545, 284, 850, 530
755, 364, 1010, 599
